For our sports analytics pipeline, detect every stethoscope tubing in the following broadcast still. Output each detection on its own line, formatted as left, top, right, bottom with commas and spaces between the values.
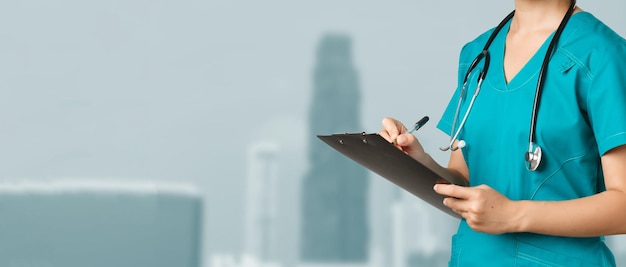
441, 0, 577, 171
528, 0, 577, 146
440, 12, 512, 152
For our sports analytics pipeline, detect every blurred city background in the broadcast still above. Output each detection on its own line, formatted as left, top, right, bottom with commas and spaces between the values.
1, 1, 625, 266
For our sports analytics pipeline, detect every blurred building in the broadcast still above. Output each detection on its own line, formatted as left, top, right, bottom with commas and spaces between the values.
390, 190, 407, 267
211, 254, 281, 267
391, 189, 450, 267
0, 180, 203, 267
300, 33, 369, 264
245, 142, 281, 266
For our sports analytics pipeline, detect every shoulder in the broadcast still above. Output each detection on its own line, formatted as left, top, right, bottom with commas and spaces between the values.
558, 12, 626, 79
561, 12, 626, 49
458, 28, 497, 66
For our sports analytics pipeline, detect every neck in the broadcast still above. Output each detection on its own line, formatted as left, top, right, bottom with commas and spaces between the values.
511, 0, 575, 33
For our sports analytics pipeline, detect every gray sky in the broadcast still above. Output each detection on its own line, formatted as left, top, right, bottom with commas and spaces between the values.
1, 0, 625, 260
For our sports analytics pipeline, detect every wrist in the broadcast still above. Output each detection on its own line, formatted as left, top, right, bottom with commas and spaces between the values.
509, 200, 531, 233
415, 151, 430, 163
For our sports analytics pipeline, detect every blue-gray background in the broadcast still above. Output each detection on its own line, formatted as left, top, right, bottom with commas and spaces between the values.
1, 1, 625, 266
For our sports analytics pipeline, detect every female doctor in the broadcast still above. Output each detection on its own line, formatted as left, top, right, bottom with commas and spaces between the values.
380, 0, 626, 266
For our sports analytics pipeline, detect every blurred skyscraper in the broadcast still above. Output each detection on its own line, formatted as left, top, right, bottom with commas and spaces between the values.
300, 34, 369, 263
245, 142, 281, 266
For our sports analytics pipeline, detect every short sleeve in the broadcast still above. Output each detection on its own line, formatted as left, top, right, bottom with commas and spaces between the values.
437, 29, 495, 136
586, 40, 626, 155
437, 45, 475, 136
437, 69, 465, 136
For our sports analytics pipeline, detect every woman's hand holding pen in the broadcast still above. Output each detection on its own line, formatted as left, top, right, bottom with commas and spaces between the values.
379, 117, 427, 162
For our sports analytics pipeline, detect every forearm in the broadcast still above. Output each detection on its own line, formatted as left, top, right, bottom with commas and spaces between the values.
516, 189, 626, 237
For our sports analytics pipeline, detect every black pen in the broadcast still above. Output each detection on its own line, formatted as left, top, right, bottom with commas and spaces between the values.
407, 116, 430, 134
392, 116, 429, 145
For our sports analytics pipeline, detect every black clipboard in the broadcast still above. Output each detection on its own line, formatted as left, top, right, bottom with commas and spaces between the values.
318, 132, 468, 218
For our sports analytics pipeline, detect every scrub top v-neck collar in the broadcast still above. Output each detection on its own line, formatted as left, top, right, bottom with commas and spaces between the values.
488, 12, 591, 92
488, 20, 553, 92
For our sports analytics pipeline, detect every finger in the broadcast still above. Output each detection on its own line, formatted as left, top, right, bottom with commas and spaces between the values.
380, 132, 404, 150
395, 133, 416, 147
434, 184, 474, 199
443, 197, 469, 214
381, 117, 406, 140
379, 130, 392, 142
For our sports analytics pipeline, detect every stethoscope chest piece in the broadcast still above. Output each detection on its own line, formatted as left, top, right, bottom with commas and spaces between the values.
525, 143, 543, 171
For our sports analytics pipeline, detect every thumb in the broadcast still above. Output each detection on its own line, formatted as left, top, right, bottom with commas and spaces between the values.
396, 134, 425, 160
396, 134, 410, 146
396, 134, 422, 150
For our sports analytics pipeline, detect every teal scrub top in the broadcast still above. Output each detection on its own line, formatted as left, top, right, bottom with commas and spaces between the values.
437, 12, 626, 267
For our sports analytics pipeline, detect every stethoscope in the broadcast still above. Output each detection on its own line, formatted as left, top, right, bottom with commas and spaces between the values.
440, 0, 577, 171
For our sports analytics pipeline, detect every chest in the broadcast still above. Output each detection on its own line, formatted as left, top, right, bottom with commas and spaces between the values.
504, 30, 554, 84
456, 53, 597, 199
